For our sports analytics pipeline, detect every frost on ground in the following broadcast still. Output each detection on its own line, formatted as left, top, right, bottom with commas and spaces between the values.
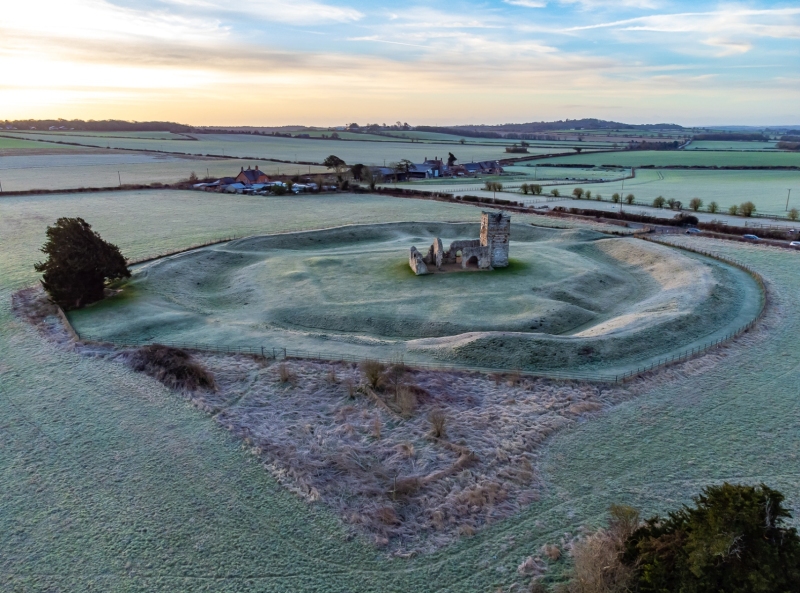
174, 353, 628, 554
14, 286, 629, 554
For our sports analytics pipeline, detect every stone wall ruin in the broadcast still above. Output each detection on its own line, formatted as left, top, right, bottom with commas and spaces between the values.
409, 211, 510, 275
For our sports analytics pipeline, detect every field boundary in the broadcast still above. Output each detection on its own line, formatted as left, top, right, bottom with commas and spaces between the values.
61, 233, 766, 385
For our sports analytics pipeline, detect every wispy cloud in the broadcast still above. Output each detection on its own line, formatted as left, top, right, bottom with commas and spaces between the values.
160, 0, 364, 24
503, 0, 547, 8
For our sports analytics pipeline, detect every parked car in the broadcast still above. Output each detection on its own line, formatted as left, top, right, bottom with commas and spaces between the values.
685, 228, 701, 234
742, 234, 760, 241
790, 241, 800, 248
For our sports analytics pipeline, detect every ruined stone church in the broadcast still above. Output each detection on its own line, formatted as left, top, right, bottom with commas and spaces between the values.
409, 211, 510, 275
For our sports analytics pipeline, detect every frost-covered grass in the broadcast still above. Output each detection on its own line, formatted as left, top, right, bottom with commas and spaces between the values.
0, 153, 326, 191
534, 150, 800, 167
4, 131, 513, 165
1, 190, 798, 591
68, 222, 759, 378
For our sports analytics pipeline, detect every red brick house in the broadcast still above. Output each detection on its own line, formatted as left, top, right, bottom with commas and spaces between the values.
235, 166, 270, 185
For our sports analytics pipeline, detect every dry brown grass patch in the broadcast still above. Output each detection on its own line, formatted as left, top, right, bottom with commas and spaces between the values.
428, 409, 447, 439
360, 359, 385, 389
129, 344, 216, 391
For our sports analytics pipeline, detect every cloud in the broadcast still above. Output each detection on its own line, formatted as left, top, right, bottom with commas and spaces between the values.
704, 38, 753, 57
561, 7, 800, 38
559, 0, 662, 9
161, 0, 364, 25
503, 0, 547, 8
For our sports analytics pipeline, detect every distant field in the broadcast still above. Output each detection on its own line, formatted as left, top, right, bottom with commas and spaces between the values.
0, 154, 326, 191
533, 150, 800, 168
0, 136, 81, 151
686, 141, 778, 151
6, 131, 518, 165
524, 169, 800, 216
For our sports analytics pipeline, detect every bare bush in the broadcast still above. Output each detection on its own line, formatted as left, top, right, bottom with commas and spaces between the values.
361, 359, 385, 389
566, 505, 639, 593
129, 344, 216, 391
278, 363, 296, 384
397, 386, 417, 418
429, 410, 446, 439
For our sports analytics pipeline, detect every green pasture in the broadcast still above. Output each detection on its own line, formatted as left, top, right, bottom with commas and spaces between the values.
532, 150, 800, 168
547, 169, 800, 216
686, 140, 779, 151
1, 190, 798, 591
0, 136, 79, 150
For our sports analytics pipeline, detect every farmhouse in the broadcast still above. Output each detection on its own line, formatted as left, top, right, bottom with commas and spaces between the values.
409, 211, 510, 275
235, 166, 270, 185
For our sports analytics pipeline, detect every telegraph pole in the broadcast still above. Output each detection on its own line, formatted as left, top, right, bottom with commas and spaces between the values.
118, 171, 121, 187
787, 189, 792, 212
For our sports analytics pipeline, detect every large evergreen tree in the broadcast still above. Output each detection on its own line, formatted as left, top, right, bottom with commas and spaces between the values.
35, 217, 130, 310
623, 483, 800, 592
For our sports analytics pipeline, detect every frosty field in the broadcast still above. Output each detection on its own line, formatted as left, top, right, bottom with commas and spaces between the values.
0, 152, 326, 192
1, 190, 798, 592
69, 222, 760, 377
533, 149, 800, 168
5, 131, 518, 165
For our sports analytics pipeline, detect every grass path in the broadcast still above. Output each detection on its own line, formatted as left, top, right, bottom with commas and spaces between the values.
1, 191, 798, 591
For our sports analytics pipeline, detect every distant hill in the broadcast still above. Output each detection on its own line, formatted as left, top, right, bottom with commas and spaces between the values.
2, 119, 193, 132
442, 119, 685, 134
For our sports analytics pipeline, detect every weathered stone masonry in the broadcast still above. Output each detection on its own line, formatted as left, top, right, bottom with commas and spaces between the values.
409, 211, 510, 275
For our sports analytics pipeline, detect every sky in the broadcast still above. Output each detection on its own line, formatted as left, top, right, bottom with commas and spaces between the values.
1, 1, 798, 126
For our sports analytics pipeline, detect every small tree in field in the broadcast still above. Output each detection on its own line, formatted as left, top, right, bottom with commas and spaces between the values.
585, 190, 592, 199
550, 188, 560, 197
612, 193, 621, 203
729, 204, 740, 215
789, 207, 799, 221
690, 197, 703, 211
35, 217, 130, 310
707, 201, 719, 213
531, 184, 543, 195
520, 183, 530, 194
625, 193, 635, 204
740, 201, 756, 217
573, 187, 584, 199
653, 196, 666, 208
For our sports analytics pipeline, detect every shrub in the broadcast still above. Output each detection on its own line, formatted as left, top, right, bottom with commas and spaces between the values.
360, 359, 385, 389
689, 197, 703, 211
789, 207, 799, 221
385, 361, 406, 399
129, 344, 216, 391
566, 505, 639, 593
397, 386, 417, 418
531, 184, 543, 195
585, 190, 592, 199
653, 196, 666, 208
740, 201, 756, 217
729, 204, 739, 215
35, 217, 130, 310
625, 193, 635, 205
429, 410, 446, 439
277, 363, 295, 384
611, 193, 621, 204
595, 193, 602, 201
573, 187, 584, 199
623, 483, 800, 593
551, 188, 560, 197
707, 201, 719, 213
